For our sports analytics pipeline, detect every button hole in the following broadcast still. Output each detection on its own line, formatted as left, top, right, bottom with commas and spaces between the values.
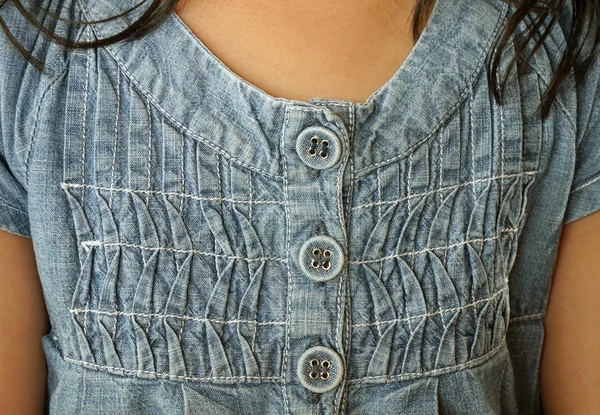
320, 140, 330, 158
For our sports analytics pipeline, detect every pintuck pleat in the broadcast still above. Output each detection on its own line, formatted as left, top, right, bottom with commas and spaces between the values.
348, 87, 528, 380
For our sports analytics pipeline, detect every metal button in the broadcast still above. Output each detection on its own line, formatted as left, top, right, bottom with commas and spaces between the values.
297, 346, 343, 393
298, 235, 344, 282
295, 126, 342, 170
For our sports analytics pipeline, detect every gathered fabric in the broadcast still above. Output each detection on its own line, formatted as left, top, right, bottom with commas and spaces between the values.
0, 0, 599, 413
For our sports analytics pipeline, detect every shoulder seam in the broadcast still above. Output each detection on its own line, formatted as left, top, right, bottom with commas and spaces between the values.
24, 63, 70, 186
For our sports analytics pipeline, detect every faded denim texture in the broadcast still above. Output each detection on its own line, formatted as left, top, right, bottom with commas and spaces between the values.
0, 0, 599, 413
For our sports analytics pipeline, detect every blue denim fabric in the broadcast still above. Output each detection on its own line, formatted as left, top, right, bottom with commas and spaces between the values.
1, 0, 599, 413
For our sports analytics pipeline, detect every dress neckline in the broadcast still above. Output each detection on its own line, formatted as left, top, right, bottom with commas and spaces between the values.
81, 0, 509, 178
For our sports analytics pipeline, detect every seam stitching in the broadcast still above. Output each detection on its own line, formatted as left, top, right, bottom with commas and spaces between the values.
63, 356, 280, 381
339, 102, 355, 415
352, 285, 507, 328
508, 312, 544, 323
60, 182, 283, 205
348, 229, 518, 265
25, 64, 70, 186
79, 240, 287, 263
109, 66, 120, 208
348, 336, 507, 385
0, 199, 28, 215
352, 171, 538, 210
570, 174, 600, 194
69, 308, 287, 326
145, 97, 152, 206
280, 105, 292, 415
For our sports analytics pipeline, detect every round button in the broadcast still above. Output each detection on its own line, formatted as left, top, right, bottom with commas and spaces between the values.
297, 346, 343, 393
298, 235, 344, 282
295, 126, 342, 170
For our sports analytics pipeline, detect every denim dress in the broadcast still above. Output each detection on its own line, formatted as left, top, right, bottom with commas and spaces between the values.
1, 0, 599, 413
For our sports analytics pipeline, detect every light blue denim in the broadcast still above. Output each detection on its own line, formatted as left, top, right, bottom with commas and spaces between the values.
1, 0, 599, 413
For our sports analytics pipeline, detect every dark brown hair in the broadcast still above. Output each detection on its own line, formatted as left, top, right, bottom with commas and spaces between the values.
2, 0, 600, 119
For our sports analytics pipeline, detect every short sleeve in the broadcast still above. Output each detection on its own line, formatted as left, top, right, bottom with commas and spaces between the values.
563, 47, 600, 225
0, 4, 32, 238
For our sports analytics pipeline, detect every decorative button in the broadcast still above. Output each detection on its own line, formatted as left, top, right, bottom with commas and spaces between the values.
297, 346, 343, 393
295, 126, 342, 170
298, 235, 344, 282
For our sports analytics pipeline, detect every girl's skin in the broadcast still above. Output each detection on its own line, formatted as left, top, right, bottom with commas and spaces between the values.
1, 1, 599, 413
172, 0, 420, 104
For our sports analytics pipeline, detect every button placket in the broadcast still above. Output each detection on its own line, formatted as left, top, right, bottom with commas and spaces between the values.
283, 107, 350, 410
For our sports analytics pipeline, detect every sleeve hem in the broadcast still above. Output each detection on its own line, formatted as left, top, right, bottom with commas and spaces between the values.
0, 201, 31, 238
564, 175, 600, 225
569, 175, 600, 195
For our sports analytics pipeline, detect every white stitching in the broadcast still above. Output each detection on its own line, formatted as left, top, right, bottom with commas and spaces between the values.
352, 285, 507, 328
145, 97, 152, 207
570, 175, 600, 194
70, 308, 287, 326
82, 27, 91, 334
63, 356, 280, 381
469, 88, 476, 200
109, 66, 120, 208
509, 312, 544, 323
334, 104, 352, 352
304, 101, 352, 108
348, 229, 518, 265
81, 26, 90, 205
497, 73, 505, 201
80, 240, 288, 263
339, 102, 355, 415
280, 105, 292, 415
248, 171, 253, 220
215, 152, 222, 206
0, 199, 28, 215
377, 167, 382, 219
248, 170, 257, 352
348, 336, 506, 385
60, 182, 284, 205
351, 171, 538, 211
180, 131, 185, 214
439, 126, 444, 204
407, 153, 413, 213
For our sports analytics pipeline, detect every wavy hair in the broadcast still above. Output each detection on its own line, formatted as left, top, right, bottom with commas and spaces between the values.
1, 0, 599, 119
